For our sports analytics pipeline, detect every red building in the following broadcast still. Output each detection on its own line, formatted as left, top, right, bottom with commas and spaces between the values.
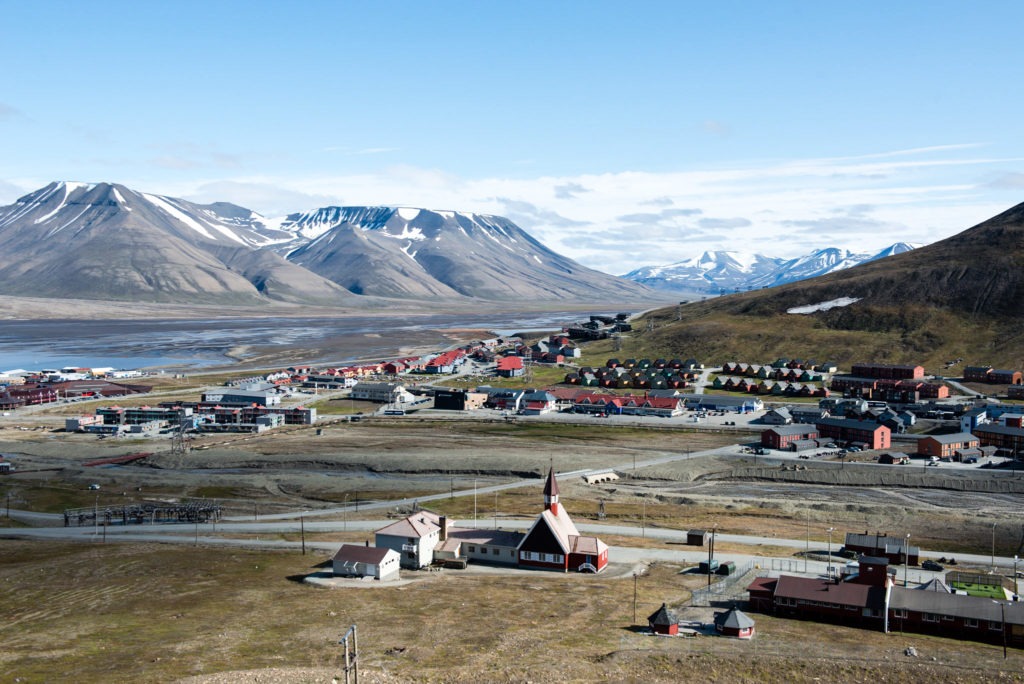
851, 363, 924, 380
761, 425, 820, 450
647, 603, 679, 635
815, 418, 890, 449
496, 356, 524, 377
517, 469, 608, 573
918, 433, 980, 459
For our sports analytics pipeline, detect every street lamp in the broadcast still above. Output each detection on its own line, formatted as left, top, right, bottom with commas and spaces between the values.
991, 522, 997, 573
904, 534, 910, 588
826, 527, 835, 578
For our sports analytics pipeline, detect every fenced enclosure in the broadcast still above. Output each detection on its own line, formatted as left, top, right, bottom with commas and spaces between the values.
63, 499, 222, 527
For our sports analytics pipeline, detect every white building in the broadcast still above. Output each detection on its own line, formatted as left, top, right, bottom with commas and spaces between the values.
375, 510, 452, 569
332, 544, 401, 581
351, 382, 415, 404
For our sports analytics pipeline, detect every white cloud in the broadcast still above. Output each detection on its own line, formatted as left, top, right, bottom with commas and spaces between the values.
2, 146, 1018, 275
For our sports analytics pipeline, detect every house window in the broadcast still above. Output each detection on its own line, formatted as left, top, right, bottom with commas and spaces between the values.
966, 619, 978, 628
990, 621, 1003, 631
892, 609, 907, 618
480, 547, 487, 554
923, 613, 939, 623
468, 546, 475, 552
941, 615, 954, 621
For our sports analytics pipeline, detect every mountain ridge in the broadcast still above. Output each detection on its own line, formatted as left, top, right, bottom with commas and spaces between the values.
0, 181, 655, 306
617, 201, 1024, 368
623, 243, 917, 295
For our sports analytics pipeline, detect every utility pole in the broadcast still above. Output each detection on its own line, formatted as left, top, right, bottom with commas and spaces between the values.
826, 527, 835, 578
301, 515, 306, 555
632, 573, 638, 623
642, 498, 646, 539
904, 534, 910, 587
473, 479, 478, 529
991, 522, 997, 573
804, 509, 809, 573
339, 624, 359, 684
708, 526, 717, 588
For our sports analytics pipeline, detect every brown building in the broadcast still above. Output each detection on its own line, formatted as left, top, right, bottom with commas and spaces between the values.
918, 432, 981, 459
815, 418, 891, 449
851, 363, 925, 380
761, 425, 820, 450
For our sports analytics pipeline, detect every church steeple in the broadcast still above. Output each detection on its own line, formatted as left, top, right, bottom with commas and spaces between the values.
544, 467, 560, 515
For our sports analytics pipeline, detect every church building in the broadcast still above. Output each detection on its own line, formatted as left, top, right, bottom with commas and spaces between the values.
516, 468, 609, 573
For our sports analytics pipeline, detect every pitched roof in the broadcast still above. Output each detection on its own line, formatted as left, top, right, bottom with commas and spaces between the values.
915, 578, 952, 593
519, 505, 581, 555
376, 510, 447, 539
448, 527, 525, 547
332, 544, 395, 565
569, 535, 607, 555
497, 356, 524, 370
891, 586, 1024, 625
773, 575, 886, 610
648, 602, 677, 626
714, 608, 755, 629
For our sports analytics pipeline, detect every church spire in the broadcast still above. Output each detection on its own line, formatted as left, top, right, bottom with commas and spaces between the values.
544, 467, 560, 514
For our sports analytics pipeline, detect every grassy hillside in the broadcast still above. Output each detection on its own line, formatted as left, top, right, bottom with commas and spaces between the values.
590, 202, 1024, 371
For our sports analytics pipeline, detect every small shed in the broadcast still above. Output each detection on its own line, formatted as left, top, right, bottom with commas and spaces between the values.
648, 602, 679, 635
332, 544, 401, 581
714, 608, 755, 639
686, 529, 709, 546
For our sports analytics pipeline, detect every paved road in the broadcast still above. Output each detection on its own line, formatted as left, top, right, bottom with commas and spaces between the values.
4, 512, 1020, 584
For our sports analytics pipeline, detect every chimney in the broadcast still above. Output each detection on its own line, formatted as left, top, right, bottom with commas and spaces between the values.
439, 515, 447, 541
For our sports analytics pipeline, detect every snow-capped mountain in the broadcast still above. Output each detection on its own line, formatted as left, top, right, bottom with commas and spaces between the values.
623, 243, 917, 295
0, 182, 360, 304
280, 206, 653, 300
0, 183, 653, 305
622, 251, 785, 295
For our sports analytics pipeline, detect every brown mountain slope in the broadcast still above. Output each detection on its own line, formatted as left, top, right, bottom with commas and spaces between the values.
615, 202, 1024, 370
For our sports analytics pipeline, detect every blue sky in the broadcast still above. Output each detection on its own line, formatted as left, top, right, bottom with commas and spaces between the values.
2, 1, 1023, 273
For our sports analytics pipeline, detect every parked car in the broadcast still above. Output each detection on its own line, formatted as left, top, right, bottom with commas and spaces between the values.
922, 560, 944, 572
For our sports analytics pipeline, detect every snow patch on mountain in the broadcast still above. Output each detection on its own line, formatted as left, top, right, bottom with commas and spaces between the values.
625, 243, 917, 295
787, 297, 861, 314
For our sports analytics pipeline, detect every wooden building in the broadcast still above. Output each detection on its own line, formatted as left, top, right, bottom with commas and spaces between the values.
332, 544, 401, 581
714, 608, 755, 638
516, 469, 608, 573
648, 603, 679, 635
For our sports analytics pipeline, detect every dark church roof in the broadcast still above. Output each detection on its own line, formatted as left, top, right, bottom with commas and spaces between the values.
543, 467, 559, 497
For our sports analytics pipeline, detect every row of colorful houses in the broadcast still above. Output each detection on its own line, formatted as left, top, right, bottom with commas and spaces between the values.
711, 375, 830, 397
720, 362, 826, 382
564, 365, 695, 390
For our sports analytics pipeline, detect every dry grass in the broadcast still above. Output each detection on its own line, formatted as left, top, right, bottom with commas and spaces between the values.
0, 541, 1019, 683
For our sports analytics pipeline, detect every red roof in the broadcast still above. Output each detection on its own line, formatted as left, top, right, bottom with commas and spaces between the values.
497, 356, 524, 370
